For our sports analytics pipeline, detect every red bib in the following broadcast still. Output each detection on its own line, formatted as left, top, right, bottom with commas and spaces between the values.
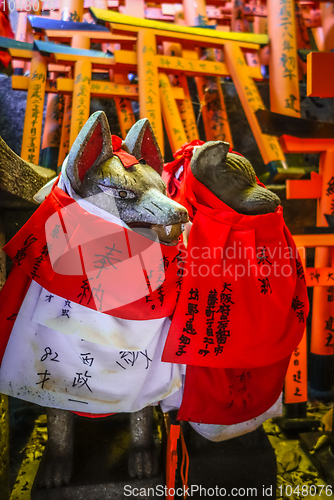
162, 169, 308, 425
0, 185, 185, 364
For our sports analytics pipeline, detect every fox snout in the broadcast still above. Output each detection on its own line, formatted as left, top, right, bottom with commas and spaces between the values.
127, 189, 189, 245
146, 193, 189, 245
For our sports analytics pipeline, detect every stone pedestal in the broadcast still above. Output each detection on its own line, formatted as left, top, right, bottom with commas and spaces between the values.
31, 414, 164, 500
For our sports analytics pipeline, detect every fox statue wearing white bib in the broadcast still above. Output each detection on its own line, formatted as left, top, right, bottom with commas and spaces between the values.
0, 111, 189, 488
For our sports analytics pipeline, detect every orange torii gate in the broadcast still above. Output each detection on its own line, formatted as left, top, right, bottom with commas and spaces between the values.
283, 50, 334, 400
7, 39, 186, 167
281, 133, 334, 399
42, 0, 84, 171
90, 8, 290, 178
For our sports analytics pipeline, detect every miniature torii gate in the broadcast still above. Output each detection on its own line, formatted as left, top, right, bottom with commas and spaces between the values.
282, 136, 334, 398
90, 8, 289, 178
283, 50, 334, 400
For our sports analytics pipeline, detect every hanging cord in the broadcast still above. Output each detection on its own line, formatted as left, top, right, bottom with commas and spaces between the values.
179, 427, 189, 499
164, 412, 189, 500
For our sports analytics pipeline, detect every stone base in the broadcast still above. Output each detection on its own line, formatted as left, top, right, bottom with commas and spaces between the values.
31, 477, 164, 500
30, 414, 277, 500
31, 413, 164, 500
183, 424, 277, 499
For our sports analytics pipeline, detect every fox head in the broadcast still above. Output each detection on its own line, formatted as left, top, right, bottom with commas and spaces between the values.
191, 141, 280, 215
66, 111, 188, 245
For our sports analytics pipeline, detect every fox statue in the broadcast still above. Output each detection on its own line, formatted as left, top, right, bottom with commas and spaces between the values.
0, 111, 189, 488
162, 140, 308, 441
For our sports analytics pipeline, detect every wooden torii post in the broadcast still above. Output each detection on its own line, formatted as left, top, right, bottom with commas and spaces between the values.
267, 0, 301, 121
320, 2, 334, 51
253, 0, 269, 67
223, 41, 287, 178
231, 0, 246, 33
163, 43, 200, 144
90, 8, 290, 179
1, 39, 48, 166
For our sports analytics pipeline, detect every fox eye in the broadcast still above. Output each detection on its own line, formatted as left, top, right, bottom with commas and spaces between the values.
230, 175, 249, 188
99, 184, 137, 199
115, 189, 136, 199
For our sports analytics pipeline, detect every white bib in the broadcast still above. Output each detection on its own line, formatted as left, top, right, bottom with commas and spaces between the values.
0, 280, 182, 414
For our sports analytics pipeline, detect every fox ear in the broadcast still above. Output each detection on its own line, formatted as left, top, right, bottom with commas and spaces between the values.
124, 119, 163, 175
66, 111, 114, 191
191, 141, 230, 183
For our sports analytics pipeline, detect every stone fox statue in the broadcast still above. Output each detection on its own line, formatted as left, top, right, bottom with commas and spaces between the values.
162, 140, 309, 441
0, 111, 189, 487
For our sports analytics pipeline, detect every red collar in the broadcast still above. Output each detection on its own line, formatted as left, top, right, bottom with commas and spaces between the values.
111, 135, 139, 168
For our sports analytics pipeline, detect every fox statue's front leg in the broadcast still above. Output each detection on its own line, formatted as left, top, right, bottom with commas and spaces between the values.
41, 407, 158, 488
40, 408, 74, 489
129, 407, 158, 479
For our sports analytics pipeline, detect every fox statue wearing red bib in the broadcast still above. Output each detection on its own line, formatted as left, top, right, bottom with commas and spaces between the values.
0, 112, 189, 487
162, 140, 308, 441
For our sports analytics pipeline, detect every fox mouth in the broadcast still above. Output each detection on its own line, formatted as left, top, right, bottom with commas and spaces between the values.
128, 222, 185, 245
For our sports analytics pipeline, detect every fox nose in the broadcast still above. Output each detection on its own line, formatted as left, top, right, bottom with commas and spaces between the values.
178, 210, 189, 223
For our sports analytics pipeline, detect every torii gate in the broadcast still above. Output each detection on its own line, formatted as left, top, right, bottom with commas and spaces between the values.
284, 51, 334, 403
27, 16, 138, 162
2, 39, 116, 164
90, 8, 290, 179
3, 36, 185, 169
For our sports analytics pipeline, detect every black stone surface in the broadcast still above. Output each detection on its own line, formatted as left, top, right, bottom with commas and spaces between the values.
182, 425, 277, 499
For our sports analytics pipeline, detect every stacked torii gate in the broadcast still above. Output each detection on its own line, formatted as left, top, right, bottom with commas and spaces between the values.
90, 8, 291, 179
6, 1, 313, 181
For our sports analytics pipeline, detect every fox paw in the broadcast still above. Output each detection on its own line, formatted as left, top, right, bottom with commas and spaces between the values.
128, 445, 159, 479
39, 449, 73, 489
